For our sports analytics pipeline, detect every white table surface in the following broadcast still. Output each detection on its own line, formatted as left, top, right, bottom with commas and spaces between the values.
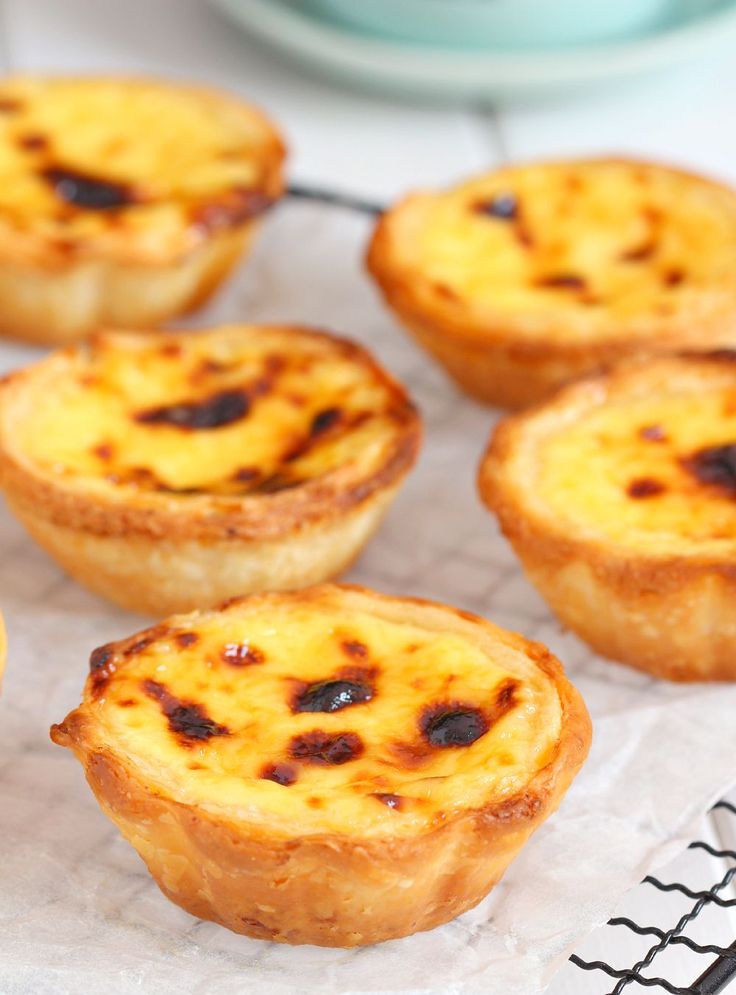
2, 2, 736, 992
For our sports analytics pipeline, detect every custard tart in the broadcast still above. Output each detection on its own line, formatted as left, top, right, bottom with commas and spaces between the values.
368, 159, 736, 409
51, 584, 590, 946
0, 76, 284, 344
479, 352, 736, 681
0, 326, 420, 615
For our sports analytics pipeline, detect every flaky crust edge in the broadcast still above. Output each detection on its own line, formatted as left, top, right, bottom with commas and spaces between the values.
367, 158, 736, 409
478, 353, 736, 681
51, 584, 591, 947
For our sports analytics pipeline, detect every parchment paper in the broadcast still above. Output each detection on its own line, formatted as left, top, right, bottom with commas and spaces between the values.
1, 201, 734, 995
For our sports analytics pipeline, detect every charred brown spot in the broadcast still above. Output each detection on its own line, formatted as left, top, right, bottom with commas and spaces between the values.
683, 444, 736, 494
192, 187, 274, 230
413, 680, 518, 754
142, 679, 229, 744
19, 133, 48, 151
123, 635, 157, 657
474, 192, 519, 221
289, 730, 364, 765
0, 97, 21, 113
175, 632, 199, 649
434, 282, 460, 301
251, 473, 301, 494
233, 465, 260, 483
260, 762, 297, 786
89, 643, 116, 696
90, 644, 114, 672
663, 267, 685, 287
50, 237, 78, 256
43, 166, 134, 210
292, 676, 373, 714
514, 225, 535, 249
341, 639, 368, 659
117, 698, 137, 708
627, 477, 665, 499
420, 703, 488, 748
620, 239, 657, 262
159, 342, 182, 358
310, 407, 342, 437
135, 388, 250, 430
283, 407, 347, 464
640, 424, 667, 443
495, 678, 518, 711
221, 642, 265, 667
536, 273, 588, 292
92, 441, 114, 461
373, 792, 403, 810
704, 349, 736, 364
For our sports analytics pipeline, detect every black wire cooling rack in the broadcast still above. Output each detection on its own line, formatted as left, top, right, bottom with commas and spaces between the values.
567, 801, 736, 994
285, 184, 736, 995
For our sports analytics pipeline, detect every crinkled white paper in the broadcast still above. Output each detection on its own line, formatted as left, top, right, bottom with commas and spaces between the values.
1, 202, 734, 995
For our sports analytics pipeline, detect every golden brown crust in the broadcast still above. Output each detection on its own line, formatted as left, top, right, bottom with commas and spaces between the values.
51, 584, 591, 946
0, 326, 421, 614
368, 158, 736, 409
0, 75, 285, 343
478, 352, 736, 680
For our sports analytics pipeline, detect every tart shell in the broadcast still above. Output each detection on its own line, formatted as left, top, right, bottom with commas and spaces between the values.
479, 354, 736, 681
0, 225, 259, 347
0, 327, 421, 616
51, 584, 591, 947
367, 160, 736, 409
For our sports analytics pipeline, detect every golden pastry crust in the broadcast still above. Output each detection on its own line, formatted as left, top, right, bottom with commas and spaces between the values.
0, 75, 285, 344
368, 159, 736, 408
0, 326, 421, 615
479, 352, 736, 681
51, 583, 591, 946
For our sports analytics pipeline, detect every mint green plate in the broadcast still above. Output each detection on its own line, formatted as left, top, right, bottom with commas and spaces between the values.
307, 0, 673, 51
212, 0, 736, 102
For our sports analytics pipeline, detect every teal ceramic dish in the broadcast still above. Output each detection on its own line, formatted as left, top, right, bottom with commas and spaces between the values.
308, 0, 673, 50
212, 0, 736, 102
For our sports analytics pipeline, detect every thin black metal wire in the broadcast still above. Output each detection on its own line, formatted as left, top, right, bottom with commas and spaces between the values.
568, 801, 736, 994
609, 919, 736, 961
286, 183, 384, 216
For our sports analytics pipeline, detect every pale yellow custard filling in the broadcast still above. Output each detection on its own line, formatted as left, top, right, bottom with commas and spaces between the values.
88, 601, 563, 836
15, 328, 408, 499
403, 161, 736, 336
538, 386, 736, 553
